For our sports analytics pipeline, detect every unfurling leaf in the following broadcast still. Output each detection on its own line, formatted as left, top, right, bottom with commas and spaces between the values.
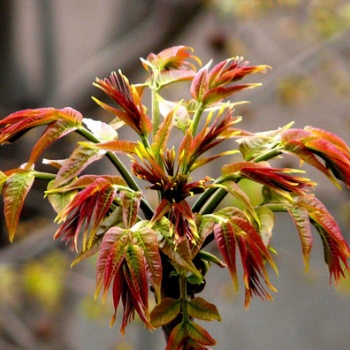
3, 170, 35, 242
54, 178, 116, 251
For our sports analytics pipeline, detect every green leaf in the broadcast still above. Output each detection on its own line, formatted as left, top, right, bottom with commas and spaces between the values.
196, 250, 226, 268
236, 128, 283, 161
0, 171, 8, 194
255, 206, 275, 247
53, 144, 105, 188
150, 298, 181, 328
187, 297, 221, 321
46, 179, 77, 214
3, 170, 35, 242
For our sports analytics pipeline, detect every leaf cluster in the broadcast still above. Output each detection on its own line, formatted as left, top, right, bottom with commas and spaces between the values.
1, 46, 350, 349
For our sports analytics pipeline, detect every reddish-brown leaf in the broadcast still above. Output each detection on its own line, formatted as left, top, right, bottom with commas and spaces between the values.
134, 226, 163, 302
297, 195, 350, 282
95, 226, 127, 299
214, 220, 238, 290
0, 107, 82, 144
54, 178, 116, 251
26, 120, 79, 169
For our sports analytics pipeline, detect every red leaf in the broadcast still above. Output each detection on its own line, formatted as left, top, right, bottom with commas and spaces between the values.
95, 226, 127, 299
287, 205, 313, 271
214, 220, 238, 290
54, 178, 116, 251
297, 195, 350, 282
3, 170, 35, 242
0, 107, 82, 144
93, 71, 152, 136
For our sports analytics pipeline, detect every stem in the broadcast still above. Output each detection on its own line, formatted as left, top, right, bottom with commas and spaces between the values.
152, 85, 161, 138
191, 101, 205, 136
200, 187, 228, 215
251, 147, 282, 163
32, 171, 56, 181
179, 271, 190, 322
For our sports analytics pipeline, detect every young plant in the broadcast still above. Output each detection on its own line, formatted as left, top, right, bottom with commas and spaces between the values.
1, 46, 350, 349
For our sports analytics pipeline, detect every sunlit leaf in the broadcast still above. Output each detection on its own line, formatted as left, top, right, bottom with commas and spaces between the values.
142, 45, 200, 72
0, 107, 82, 144
79, 140, 137, 154
151, 108, 174, 158
3, 170, 35, 241
150, 298, 181, 328
26, 120, 79, 168
83, 118, 118, 141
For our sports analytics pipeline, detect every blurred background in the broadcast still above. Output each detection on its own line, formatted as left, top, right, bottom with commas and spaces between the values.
1, 0, 350, 349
